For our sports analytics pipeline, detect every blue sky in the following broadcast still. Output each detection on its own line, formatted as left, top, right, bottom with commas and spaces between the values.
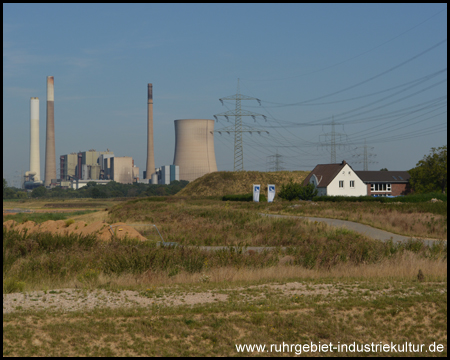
3, 4, 447, 187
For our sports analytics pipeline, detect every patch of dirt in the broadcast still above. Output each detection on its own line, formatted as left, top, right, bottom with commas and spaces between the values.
2, 288, 228, 314
3, 220, 18, 230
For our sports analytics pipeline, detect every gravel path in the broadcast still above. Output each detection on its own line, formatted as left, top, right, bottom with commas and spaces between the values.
259, 213, 447, 247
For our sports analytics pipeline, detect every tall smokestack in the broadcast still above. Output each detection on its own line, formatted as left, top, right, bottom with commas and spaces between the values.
30, 97, 40, 181
145, 83, 155, 179
44, 76, 56, 186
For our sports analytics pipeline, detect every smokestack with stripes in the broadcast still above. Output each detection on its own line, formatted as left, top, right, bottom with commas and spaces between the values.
44, 76, 56, 186
145, 83, 155, 179
29, 97, 40, 181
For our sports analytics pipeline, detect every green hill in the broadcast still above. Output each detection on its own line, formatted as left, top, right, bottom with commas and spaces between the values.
176, 171, 310, 197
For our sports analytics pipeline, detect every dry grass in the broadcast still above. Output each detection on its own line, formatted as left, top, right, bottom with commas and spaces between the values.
177, 171, 310, 197
283, 202, 447, 239
68, 251, 449, 289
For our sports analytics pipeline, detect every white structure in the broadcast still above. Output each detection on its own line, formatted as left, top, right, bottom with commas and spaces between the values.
303, 160, 367, 196
173, 119, 217, 182
154, 165, 179, 185
29, 97, 40, 181
71, 179, 112, 190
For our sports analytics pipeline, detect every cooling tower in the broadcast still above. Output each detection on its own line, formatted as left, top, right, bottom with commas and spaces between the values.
29, 97, 40, 181
145, 83, 155, 179
44, 76, 56, 186
173, 119, 217, 182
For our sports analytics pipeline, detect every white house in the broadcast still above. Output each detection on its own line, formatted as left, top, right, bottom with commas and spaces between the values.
302, 160, 367, 196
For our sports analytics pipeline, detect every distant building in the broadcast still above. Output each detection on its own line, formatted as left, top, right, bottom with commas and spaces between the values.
155, 165, 179, 185
70, 179, 112, 190
303, 161, 367, 196
60, 153, 78, 181
61, 149, 114, 181
355, 171, 412, 196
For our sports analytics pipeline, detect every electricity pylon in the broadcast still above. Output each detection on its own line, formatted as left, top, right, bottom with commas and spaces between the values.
212, 79, 269, 171
266, 149, 284, 171
319, 116, 347, 163
352, 139, 377, 171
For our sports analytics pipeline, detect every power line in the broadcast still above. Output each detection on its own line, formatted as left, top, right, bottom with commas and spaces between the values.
241, 7, 447, 82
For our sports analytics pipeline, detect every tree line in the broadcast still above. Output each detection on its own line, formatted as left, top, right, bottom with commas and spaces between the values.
3, 179, 189, 199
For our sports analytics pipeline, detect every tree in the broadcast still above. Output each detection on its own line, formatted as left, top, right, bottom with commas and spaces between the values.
380, 168, 388, 171
409, 145, 447, 194
278, 179, 318, 201
31, 186, 47, 198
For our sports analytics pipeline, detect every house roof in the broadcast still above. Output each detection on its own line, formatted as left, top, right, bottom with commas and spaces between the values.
302, 160, 355, 188
355, 171, 410, 183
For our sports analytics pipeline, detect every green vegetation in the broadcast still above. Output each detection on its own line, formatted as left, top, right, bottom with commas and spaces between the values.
3, 178, 28, 199
3, 178, 189, 199
222, 194, 267, 202
409, 145, 447, 193
3, 225, 446, 292
3, 210, 97, 224
313, 192, 447, 203
278, 180, 318, 201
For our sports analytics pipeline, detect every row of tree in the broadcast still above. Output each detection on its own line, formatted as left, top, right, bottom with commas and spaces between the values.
3, 179, 189, 199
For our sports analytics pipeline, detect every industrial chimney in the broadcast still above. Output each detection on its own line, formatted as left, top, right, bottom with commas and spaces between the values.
173, 119, 218, 182
145, 83, 155, 179
29, 97, 40, 181
44, 76, 56, 186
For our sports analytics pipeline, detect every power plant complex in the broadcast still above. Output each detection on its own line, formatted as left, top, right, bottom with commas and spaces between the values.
23, 79, 218, 190
173, 119, 217, 182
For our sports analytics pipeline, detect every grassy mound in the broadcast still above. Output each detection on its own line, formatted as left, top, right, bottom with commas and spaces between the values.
176, 171, 310, 197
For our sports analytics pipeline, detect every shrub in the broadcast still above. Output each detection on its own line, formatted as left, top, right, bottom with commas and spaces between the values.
222, 193, 267, 202
278, 180, 317, 201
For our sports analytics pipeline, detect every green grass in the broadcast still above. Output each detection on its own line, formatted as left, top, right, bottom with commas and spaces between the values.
3, 210, 98, 224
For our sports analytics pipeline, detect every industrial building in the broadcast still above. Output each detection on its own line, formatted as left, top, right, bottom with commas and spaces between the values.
60, 149, 114, 181
44, 76, 56, 187
60, 153, 78, 181
24, 97, 44, 189
70, 179, 111, 190
173, 119, 217, 182
153, 165, 179, 185
109, 156, 139, 184
145, 83, 155, 180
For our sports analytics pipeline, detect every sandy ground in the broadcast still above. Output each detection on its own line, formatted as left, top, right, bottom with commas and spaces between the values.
4, 281, 444, 314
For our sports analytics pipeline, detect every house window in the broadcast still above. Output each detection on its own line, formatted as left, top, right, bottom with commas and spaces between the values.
370, 183, 392, 192
339, 180, 344, 188
350, 180, 355, 188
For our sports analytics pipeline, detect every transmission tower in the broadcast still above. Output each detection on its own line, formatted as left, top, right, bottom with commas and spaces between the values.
212, 79, 269, 171
352, 139, 378, 171
319, 116, 347, 163
266, 149, 285, 171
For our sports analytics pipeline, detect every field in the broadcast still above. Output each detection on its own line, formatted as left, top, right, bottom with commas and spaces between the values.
3, 193, 447, 356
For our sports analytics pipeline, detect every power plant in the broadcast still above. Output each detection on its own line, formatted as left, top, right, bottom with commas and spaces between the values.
24, 97, 43, 189
173, 119, 217, 182
20, 78, 220, 190
145, 83, 155, 179
44, 76, 56, 186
